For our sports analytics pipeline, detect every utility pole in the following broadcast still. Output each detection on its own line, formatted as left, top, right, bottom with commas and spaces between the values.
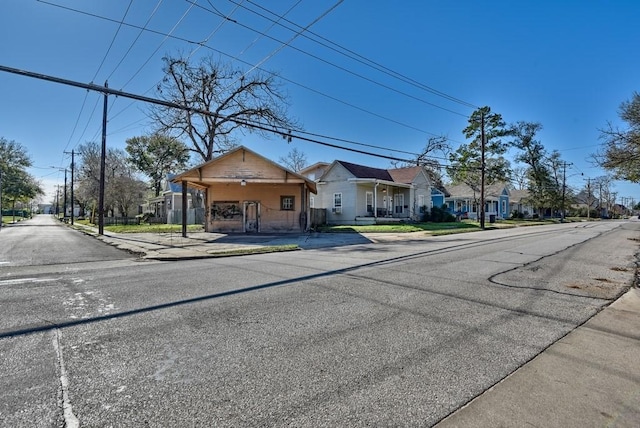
560, 162, 571, 222
586, 177, 591, 220
63, 168, 68, 220
0, 168, 3, 232
98, 81, 108, 235
480, 111, 486, 230
64, 149, 76, 225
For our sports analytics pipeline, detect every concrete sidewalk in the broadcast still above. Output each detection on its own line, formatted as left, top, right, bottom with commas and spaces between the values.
436, 287, 640, 427
72, 224, 378, 260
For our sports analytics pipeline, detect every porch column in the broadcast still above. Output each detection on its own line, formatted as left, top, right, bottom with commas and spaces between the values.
181, 180, 188, 238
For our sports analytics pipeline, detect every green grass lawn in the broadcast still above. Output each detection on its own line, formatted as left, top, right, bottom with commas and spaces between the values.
316, 218, 569, 235
317, 221, 481, 234
2, 215, 29, 224
73, 219, 204, 233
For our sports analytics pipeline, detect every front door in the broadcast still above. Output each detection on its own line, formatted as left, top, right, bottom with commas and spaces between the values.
394, 193, 404, 215
244, 201, 259, 233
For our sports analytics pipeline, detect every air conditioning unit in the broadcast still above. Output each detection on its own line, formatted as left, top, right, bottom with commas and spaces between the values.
332, 207, 342, 214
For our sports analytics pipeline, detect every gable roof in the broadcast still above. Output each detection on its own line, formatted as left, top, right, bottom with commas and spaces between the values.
337, 160, 394, 181
509, 189, 530, 203
171, 145, 317, 193
445, 182, 510, 199
165, 173, 183, 193
297, 161, 330, 175
388, 166, 426, 184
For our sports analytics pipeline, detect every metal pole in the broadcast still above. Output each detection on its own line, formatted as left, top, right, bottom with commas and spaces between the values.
480, 112, 486, 230
587, 178, 591, 220
182, 181, 188, 238
70, 150, 75, 225
63, 169, 68, 220
0, 169, 3, 232
98, 81, 108, 235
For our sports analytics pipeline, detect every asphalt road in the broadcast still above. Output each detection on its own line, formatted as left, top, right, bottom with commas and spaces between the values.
0, 216, 637, 427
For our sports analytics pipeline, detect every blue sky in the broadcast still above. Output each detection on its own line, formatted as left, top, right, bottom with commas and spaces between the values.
2, 0, 639, 205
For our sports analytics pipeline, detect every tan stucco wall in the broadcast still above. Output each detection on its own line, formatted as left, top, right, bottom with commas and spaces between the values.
207, 183, 306, 233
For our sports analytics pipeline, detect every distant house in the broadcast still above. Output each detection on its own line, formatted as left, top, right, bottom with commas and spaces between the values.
297, 162, 330, 209
315, 161, 432, 225
509, 189, 536, 218
430, 187, 447, 210
146, 174, 200, 224
444, 183, 510, 221
171, 146, 317, 233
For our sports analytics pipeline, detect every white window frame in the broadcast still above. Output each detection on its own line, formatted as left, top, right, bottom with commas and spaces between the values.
394, 193, 404, 214
366, 191, 373, 214
333, 192, 342, 209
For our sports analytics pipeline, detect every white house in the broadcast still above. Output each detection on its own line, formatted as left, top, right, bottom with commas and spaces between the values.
315, 161, 432, 225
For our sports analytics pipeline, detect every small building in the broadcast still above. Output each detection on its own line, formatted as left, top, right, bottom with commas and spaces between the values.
171, 146, 317, 233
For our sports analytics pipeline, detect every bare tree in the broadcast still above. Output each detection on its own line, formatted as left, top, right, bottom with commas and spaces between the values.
151, 54, 299, 162
511, 166, 528, 189
389, 136, 450, 187
279, 147, 308, 171
594, 92, 640, 182
76, 142, 146, 218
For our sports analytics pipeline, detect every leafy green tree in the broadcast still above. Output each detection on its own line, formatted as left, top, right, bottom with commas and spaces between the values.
151, 54, 298, 162
125, 134, 189, 196
596, 91, 640, 182
447, 106, 511, 190
3, 168, 44, 211
1, 137, 42, 217
509, 121, 552, 214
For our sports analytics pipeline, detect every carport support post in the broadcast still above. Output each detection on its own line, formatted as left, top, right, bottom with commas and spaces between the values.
182, 180, 188, 238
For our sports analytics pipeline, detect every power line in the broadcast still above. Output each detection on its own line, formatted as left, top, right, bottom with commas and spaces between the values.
236, 0, 300, 57
227, 0, 343, 82
91, 0, 134, 82
35, 0, 468, 143
105, 0, 164, 81
189, 0, 470, 117
0, 64, 421, 165
231, 0, 478, 109
119, 1, 196, 89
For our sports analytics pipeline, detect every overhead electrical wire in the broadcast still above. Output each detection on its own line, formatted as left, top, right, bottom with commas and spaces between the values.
227, 0, 478, 109
236, 0, 300, 57
105, 0, 164, 82
119, 1, 196, 90
91, 0, 134, 83
33, 1, 470, 158
188, 0, 470, 117
227, 0, 344, 85
1, 65, 451, 167
188, 0, 244, 59
40, 0, 462, 147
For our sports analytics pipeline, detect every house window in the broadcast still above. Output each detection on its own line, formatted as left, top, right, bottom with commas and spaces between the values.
394, 193, 404, 214
366, 191, 373, 214
501, 200, 506, 214
333, 193, 342, 214
281, 196, 295, 211
212, 201, 241, 220
418, 195, 425, 213
333, 193, 342, 209
310, 196, 315, 208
